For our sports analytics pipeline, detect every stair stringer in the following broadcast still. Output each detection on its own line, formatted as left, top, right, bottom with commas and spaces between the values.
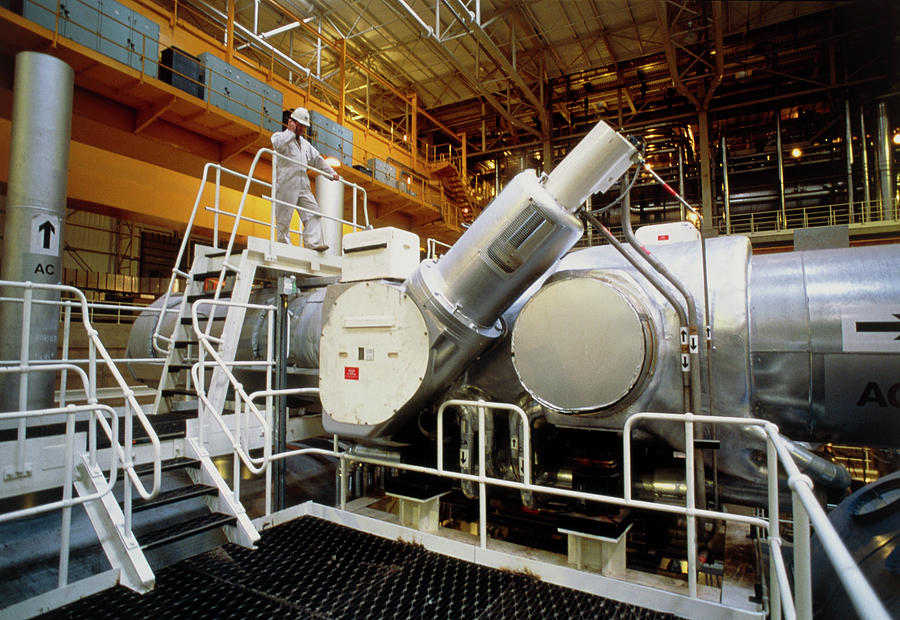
72, 456, 155, 594
185, 437, 260, 548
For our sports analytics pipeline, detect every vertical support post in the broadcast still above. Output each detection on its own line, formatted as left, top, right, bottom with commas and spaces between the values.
59, 411, 75, 587
16, 287, 32, 472
860, 106, 872, 222
338, 38, 347, 126
678, 144, 685, 221
226, 0, 234, 64
845, 99, 855, 220
459, 132, 467, 180
776, 109, 786, 228
685, 414, 698, 598
793, 490, 812, 620
273, 276, 289, 512
876, 101, 894, 220
410, 91, 418, 167
721, 135, 731, 234
478, 400, 487, 549
698, 109, 713, 235
767, 435, 782, 620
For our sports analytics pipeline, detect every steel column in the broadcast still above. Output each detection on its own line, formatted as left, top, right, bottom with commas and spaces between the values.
0, 53, 74, 413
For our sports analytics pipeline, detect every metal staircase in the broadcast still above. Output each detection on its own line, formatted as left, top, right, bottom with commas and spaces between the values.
75, 151, 353, 593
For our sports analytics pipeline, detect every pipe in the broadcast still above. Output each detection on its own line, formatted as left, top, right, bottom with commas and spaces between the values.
620, 189, 707, 511
581, 208, 691, 415
722, 136, 731, 234
678, 144, 685, 221
844, 99, 854, 220
0, 53, 74, 414
860, 105, 872, 222
876, 101, 894, 219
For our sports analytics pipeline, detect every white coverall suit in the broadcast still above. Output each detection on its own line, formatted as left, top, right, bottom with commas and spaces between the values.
270, 129, 337, 248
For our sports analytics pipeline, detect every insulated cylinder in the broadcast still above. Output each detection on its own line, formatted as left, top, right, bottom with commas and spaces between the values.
315, 175, 344, 256
0, 53, 74, 412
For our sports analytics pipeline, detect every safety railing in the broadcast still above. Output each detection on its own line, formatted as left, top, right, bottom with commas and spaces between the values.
150, 147, 368, 355
192, 383, 888, 620
0, 281, 165, 588
713, 200, 897, 236
425, 237, 452, 260
188, 298, 276, 471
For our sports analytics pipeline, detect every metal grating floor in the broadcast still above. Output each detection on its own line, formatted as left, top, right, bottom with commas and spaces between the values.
39, 516, 681, 619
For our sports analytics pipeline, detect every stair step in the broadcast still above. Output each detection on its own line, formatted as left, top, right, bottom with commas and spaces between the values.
139, 512, 237, 551
185, 292, 217, 304
128, 484, 218, 513
161, 388, 197, 397
166, 363, 196, 372
133, 457, 200, 477
180, 315, 225, 325
191, 270, 233, 282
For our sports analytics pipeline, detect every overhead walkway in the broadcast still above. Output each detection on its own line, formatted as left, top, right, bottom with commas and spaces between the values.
0, 2, 467, 244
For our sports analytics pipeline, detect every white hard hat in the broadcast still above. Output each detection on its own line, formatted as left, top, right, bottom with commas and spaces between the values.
290, 107, 311, 127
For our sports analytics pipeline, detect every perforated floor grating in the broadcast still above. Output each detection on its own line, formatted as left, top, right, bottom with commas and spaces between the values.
40, 516, 681, 619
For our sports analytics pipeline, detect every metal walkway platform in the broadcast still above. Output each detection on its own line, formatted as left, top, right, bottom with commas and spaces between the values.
39, 515, 680, 619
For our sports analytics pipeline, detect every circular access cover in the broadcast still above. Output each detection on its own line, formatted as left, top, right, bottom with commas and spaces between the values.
511, 275, 651, 412
320, 281, 430, 427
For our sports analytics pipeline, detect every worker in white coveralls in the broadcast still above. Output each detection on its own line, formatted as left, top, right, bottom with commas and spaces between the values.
271, 107, 339, 251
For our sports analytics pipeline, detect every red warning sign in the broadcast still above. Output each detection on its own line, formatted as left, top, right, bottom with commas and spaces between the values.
657, 234, 670, 241
344, 367, 360, 380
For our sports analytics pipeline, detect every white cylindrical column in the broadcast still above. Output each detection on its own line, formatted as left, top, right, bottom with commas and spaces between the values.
315, 175, 345, 256
0, 52, 74, 413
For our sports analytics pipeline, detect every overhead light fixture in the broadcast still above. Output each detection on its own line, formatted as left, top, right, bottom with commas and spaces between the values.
893, 132, 900, 145
261, 21, 302, 39
791, 147, 802, 158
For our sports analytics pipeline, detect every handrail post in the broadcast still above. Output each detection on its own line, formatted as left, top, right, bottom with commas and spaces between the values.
684, 412, 698, 598
16, 286, 33, 473
768, 435, 782, 620
792, 484, 813, 620
478, 399, 487, 549
58, 408, 76, 587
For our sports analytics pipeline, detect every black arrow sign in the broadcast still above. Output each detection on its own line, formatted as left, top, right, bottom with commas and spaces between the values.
38, 220, 56, 249
856, 314, 900, 340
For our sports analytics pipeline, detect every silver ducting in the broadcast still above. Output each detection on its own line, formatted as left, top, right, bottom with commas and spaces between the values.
0, 53, 74, 413
748, 243, 900, 447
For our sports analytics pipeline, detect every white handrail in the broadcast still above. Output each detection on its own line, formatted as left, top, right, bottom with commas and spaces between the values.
190, 298, 276, 475
0, 281, 161, 501
623, 412, 890, 620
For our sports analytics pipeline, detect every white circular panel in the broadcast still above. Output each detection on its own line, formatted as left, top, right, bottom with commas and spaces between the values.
512, 276, 649, 412
320, 282, 430, 426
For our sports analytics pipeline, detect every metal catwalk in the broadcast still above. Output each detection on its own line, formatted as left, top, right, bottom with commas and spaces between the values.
39, 516, 679, 619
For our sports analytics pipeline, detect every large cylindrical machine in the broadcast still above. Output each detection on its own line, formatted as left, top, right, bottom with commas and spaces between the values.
318, 121, 637, 439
